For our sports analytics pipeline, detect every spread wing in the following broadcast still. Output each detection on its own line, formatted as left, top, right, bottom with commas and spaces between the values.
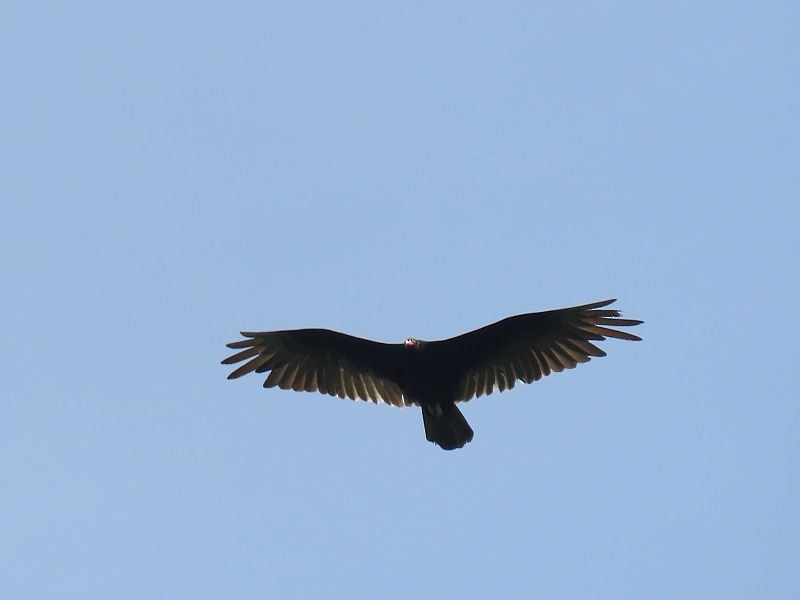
429, 299, 643, 402
222, 329, 410, 407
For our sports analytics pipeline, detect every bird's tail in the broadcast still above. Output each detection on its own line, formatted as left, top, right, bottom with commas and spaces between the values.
422, 402, 474, 450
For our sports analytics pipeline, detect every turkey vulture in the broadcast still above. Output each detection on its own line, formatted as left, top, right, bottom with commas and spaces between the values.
222, 299, 642, 450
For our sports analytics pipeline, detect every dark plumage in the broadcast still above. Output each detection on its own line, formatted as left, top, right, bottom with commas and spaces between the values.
222, 299, 642, 450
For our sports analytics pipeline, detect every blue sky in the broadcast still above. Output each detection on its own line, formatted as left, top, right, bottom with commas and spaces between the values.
2, 1, 798, 598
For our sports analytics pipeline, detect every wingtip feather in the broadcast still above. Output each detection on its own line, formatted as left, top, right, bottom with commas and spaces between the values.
584, 298, 617, 309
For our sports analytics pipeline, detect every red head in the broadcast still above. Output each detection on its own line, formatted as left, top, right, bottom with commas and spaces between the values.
404, 337, 422, 349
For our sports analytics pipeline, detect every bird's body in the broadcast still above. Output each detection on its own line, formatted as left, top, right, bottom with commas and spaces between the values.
222, 299, 642, 450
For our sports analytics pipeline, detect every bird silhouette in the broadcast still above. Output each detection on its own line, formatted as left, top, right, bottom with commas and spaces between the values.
223, 299, 642, 450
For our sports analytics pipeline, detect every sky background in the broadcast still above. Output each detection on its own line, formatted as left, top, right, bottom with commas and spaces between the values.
2, 1, 798, 598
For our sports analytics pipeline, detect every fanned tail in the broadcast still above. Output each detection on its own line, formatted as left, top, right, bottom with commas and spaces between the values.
422, 402, 474, 450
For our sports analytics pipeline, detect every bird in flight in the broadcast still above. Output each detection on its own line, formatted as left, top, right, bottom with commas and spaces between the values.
222, 299, 642, 450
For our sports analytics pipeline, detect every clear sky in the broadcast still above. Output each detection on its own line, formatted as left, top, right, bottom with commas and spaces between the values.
2, 1, 798, 598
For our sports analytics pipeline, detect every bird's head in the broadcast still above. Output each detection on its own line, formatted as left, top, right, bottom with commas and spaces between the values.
404, 337, 422, 349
